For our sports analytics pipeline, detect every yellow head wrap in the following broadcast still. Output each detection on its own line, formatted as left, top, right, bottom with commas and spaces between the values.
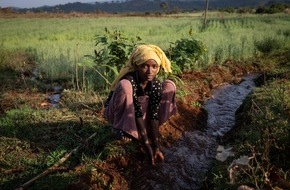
110, 44, 172, 90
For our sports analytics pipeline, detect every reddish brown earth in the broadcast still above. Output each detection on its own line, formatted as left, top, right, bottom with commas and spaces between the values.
69, 61, 260, 190
0, 59, 260, 189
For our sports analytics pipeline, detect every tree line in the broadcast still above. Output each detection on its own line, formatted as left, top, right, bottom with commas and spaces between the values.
4, 0, 289, 14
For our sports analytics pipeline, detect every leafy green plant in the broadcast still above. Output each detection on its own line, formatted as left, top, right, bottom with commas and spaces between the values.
94, 28, 142, 70
169, 38, 206, 72
46, 148, 67, 167
81, 28, 143, 90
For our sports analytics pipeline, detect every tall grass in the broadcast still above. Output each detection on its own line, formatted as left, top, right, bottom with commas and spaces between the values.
0, 13, 289, 81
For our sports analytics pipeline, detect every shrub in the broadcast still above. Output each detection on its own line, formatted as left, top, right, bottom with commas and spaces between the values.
254, 37, 282, 54
169, 38, 206, 72
83, 28, 142, 90
94, 28, 142, 71
255, 3, 288, 14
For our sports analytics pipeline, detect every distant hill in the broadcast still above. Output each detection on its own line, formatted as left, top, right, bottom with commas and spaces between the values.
7, 0, 290, 13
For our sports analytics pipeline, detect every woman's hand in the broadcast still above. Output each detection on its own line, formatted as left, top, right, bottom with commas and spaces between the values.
136, 118, 164, 165
154, 150, 164, 163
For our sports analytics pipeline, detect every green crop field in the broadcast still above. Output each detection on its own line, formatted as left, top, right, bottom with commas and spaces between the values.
1, 12, 289, 81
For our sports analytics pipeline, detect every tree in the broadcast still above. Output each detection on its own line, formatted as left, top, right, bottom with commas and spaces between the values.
160, 2, 169, 14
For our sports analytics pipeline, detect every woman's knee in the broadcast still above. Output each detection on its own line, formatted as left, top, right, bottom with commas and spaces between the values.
162, 79, 176, 94
116, 79, 133, 94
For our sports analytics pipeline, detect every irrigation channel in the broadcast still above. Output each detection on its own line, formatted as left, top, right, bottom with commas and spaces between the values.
132, 73, 260, 190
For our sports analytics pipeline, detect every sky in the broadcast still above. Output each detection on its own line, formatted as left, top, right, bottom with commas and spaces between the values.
0, 0, 111, 8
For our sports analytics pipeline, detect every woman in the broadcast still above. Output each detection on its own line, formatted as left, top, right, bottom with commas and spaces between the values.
104, 44, 177, 165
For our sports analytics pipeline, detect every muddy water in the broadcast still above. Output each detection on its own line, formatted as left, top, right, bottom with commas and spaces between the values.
48, 85, 62, 107
132, 74, 260, 190
205, 74, 259, 138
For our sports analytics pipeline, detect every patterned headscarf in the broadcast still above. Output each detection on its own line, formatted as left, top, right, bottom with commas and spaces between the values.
110, 44, 172, 90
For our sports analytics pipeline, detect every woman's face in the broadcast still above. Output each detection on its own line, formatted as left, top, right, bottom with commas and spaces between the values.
137, 59, 159, 82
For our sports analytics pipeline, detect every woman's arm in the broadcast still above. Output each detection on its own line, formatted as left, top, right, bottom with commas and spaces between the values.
149, 120, 164, 162
149, 119, 160, 151
136, 117, 155, 165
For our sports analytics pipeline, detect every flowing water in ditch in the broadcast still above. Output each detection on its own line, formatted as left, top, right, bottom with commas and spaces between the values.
132, 73, 260, 190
